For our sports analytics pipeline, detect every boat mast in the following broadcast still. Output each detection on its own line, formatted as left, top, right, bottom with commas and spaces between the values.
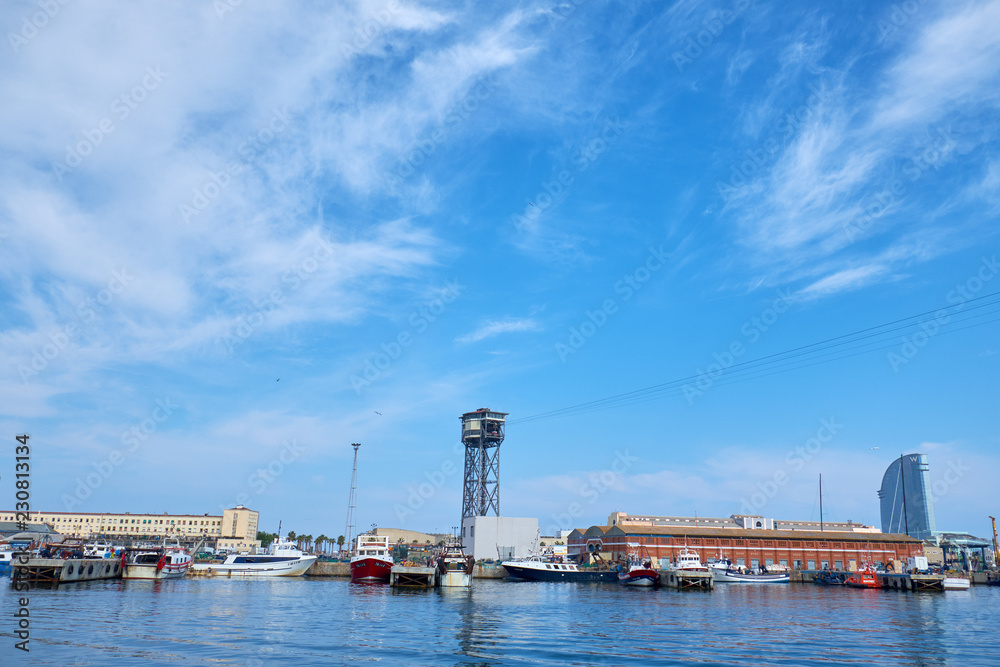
899, 453, 910, 537
819, 474, 824, 533
345, 443, 361, 553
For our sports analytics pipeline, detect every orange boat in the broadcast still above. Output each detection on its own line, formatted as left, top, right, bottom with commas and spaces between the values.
845, 563, 881, 588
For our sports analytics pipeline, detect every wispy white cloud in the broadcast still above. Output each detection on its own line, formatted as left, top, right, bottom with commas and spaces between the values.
456, 318, 540, 344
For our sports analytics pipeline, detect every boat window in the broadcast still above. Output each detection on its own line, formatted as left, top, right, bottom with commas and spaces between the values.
546, 564, 552, 569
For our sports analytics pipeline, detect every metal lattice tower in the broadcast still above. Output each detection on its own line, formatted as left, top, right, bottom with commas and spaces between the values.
461, 408, 508, 519
344, 443, 361, 551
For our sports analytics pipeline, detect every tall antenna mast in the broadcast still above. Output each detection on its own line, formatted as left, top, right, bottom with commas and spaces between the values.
819, 474, 824, 532
345, 443, 361, 552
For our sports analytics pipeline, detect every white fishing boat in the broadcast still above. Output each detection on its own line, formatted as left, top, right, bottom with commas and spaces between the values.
709, 557, 789, 584
122, 538, 192, 580
190, 536, 317, 577
436, 541, 474, 588
84, 540, 115, 558
670, 547, 710, 572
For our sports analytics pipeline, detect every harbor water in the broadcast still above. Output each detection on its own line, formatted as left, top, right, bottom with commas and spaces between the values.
2, 578, 998, 665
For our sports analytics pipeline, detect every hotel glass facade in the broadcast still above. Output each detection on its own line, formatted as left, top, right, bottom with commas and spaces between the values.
878, 453, 936, 540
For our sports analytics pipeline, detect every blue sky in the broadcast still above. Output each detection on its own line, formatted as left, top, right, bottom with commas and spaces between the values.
1, 0, 998, 541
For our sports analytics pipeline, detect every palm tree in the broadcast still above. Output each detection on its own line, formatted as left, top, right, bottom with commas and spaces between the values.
315, 534, 328, 555
287, 530, 296, 545
337, 535, 345, 553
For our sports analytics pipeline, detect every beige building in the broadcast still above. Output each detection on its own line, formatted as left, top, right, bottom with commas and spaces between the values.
0, 505, 260, 551
374, 527, 451, 545
608, 511, 880, 533
217, 505, 261, 552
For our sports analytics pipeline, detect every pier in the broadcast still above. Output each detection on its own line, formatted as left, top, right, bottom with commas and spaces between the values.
390, 565, 437, 587
878, 572, 948, 591
660, 569, 713, 589
13, 558, 122, 584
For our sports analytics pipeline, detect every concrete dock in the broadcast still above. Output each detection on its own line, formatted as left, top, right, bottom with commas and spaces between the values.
13, 558, 122, 584
390, 565, 437, 587
660, 569, 714, 589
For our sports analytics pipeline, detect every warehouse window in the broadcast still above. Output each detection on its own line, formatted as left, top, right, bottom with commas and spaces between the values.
807, 560, 816, 570
834, 560, 843, 570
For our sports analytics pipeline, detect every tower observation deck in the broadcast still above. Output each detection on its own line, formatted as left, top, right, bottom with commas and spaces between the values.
460, 408, 508, 519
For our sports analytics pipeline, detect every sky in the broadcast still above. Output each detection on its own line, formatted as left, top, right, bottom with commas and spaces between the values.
1, 0, 998, 542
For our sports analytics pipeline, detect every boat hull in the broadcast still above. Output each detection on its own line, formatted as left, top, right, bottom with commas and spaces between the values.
191, 556, 316, 577
503, 563, 617, 583
439, 570, 472, 587
123, 562, 190, 580
943, 577, 971, 590
713, 569, 789, 584
351, 556, 392, 582
618, 569, 659, 586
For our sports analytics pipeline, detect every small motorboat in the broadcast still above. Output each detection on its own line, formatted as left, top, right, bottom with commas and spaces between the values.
813, 570, 847, 586
436, 541, 474, 588
845, 563, 881, 589
618, 558, 659, 586
122, 538, 192, 580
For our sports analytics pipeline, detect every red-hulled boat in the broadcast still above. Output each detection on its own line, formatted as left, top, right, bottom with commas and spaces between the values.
845, 563, 881, 588
350, 534, 393, 583
618, 558, 659, 587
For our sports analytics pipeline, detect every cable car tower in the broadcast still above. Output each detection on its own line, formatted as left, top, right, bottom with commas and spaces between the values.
461, 408, 508, 518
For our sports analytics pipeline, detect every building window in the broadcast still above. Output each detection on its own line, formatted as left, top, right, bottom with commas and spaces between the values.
779, 559, 788, 567
794, 560, 802, 569
834, 560, 843, 570
765, 559, 774, 566
807, 560, 816, 570
821, 560, 829, 569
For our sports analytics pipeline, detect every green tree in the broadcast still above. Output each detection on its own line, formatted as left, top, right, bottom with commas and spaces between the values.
315, 534, 328, 555
257, 531, 275, 549
287, 530, 297, 543
337, 535, 345, 550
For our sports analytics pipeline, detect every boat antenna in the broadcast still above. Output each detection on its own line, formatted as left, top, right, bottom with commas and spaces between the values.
345, 443, 361, 552
899, 453, 910, 537
819, 474, 824, 533
277, 520, 282, 539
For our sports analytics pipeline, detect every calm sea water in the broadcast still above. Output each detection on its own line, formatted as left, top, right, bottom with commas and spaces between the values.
2, 577, 998, 666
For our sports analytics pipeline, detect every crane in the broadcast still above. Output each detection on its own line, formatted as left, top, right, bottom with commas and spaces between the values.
991, 516, 999, 568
